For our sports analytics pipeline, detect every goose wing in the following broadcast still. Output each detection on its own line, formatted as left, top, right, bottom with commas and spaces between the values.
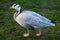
23, 11, 51, 23
21, 11, 55, 28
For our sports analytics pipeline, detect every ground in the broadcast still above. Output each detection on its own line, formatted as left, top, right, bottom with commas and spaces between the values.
0, 0, 60, 40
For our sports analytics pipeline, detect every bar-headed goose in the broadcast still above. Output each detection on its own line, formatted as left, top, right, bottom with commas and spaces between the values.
10, 4, 55, 37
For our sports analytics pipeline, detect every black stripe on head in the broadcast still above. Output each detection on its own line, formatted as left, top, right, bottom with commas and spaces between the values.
20, 9, 22, 13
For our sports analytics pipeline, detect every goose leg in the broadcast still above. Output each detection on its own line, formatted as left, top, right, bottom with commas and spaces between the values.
23, 29, 31, 37
36, 29, 42, 37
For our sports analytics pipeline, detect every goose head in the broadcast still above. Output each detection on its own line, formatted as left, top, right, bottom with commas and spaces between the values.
10, 4, 21, 11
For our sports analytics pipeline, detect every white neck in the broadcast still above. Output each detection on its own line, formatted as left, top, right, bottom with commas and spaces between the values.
13, 11, 20, 19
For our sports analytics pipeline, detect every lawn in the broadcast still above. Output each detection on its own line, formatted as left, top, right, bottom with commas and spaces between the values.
0, 0, 60, 40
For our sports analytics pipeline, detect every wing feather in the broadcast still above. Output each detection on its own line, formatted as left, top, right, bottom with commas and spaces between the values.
23, 11, 51, 23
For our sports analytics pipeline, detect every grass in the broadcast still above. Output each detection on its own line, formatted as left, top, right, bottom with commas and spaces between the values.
0, 0, 60, 40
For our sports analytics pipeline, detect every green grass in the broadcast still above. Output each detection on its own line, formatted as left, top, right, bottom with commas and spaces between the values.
0, 0, 60, 40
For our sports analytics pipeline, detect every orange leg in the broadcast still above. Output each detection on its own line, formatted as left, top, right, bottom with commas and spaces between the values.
23, 29, 31, 37
36, 29, 42, 37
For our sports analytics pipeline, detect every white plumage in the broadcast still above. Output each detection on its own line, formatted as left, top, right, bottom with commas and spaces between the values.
10, 4, 55, 37
15, 11, 55, 28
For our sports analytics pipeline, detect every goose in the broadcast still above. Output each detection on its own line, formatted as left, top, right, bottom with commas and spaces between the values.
10, 4, 55, 37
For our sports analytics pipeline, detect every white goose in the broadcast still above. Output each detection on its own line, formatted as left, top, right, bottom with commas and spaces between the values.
10, 4, 55, 37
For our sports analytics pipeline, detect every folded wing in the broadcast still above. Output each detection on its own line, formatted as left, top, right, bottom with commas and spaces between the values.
24, 11, 51, 23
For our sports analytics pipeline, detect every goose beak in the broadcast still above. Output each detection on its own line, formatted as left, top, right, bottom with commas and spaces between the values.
10, 4, 16, 9
9, 6, 12, 9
